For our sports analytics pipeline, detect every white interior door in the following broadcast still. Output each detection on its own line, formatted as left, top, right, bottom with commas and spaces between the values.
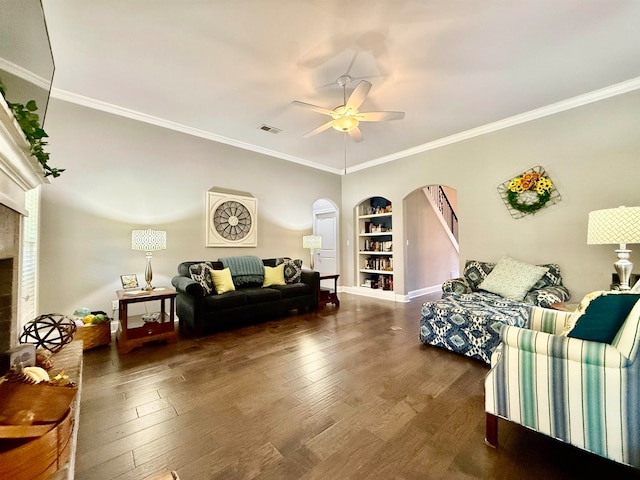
314, 211, 337, 284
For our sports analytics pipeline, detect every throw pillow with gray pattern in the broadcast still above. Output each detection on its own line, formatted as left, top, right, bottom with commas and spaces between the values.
188, 262, 215, 295
275, 257, 303, 283
463, 260, 496, 291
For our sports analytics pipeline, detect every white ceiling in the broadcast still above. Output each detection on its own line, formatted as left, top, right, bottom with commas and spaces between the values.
42, 0, 640, 174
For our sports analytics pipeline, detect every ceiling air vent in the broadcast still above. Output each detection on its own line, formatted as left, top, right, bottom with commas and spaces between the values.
258, 124, 281, 134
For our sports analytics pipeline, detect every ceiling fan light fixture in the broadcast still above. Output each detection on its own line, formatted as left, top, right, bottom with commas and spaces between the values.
332, 115, 359, 132
292, 76, 403, 140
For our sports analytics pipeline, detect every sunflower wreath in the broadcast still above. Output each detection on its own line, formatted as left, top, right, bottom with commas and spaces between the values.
506, 172, 553, 214
498, 166, 560, 218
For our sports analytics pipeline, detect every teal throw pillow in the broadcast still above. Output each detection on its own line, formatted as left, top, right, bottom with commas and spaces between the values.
567, 293, 640, 343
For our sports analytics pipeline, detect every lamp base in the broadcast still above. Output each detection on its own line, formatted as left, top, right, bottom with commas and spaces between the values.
614, 247, 633, 291
144, 252, 154, 291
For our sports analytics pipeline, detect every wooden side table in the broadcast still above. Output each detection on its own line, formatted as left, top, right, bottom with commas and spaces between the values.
319, 274, 340, 308
116, 287, 177, 354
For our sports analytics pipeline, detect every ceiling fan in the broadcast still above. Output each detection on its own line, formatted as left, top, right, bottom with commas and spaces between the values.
292, 75, 405, 143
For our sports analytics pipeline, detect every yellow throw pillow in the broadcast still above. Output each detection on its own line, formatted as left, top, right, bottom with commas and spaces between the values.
263, 264, 286, 287
209, 268, 235, 294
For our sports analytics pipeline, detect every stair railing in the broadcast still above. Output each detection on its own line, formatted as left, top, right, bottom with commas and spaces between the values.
425, 185, 458, 242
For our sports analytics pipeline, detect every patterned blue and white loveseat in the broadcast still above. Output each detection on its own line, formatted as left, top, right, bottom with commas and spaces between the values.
419, 259, 571, 364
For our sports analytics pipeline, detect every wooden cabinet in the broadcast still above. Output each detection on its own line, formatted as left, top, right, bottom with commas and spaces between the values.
357, 197, 394, 297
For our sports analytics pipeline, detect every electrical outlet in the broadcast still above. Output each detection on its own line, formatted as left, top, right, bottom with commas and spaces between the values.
112, 300, 119, 311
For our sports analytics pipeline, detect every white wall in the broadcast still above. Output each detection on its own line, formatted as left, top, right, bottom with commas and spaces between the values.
342, 89, 640, 301
404, 188, 459, 294
37, 88, 640, 315
38, 99, 342, 316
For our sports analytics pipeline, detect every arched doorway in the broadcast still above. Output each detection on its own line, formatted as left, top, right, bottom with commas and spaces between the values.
403, 185, 459, 299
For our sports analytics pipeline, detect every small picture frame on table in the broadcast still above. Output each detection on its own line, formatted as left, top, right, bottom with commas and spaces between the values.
120, 274, 139, 290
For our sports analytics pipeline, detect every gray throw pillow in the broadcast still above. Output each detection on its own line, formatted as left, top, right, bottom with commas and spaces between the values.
188, 262, 215, 295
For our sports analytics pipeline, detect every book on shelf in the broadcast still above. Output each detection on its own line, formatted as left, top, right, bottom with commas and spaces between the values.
363, 240, 393, 252
365, 256, 393, 271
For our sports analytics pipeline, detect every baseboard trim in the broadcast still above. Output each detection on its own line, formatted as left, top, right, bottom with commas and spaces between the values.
343, 286, 408, 302
407, 285, 441, 300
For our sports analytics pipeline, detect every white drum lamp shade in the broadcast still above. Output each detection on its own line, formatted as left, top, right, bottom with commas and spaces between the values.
587, 206, 640, 290
302, 235, 322, 270
132, 229, 167, 291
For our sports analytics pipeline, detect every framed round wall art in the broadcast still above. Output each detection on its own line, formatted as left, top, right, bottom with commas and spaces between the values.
206, 188, 258, 247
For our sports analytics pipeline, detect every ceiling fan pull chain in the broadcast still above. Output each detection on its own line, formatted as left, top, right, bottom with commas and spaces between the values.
344, 132, 347, 175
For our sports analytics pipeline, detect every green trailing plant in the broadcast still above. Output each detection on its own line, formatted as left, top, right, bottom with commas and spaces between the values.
0, 79, 64, 178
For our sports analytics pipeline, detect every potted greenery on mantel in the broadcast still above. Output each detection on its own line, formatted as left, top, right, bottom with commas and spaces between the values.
0, 79, 63, 178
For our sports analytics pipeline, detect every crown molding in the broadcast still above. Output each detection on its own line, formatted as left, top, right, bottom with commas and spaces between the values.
50, 88, 342, 175
0, 58, 52, 90
347, 76, 640, 174
51, 76, 640, 177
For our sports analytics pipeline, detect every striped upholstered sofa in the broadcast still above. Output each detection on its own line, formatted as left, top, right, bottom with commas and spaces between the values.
485, 294, 640, 469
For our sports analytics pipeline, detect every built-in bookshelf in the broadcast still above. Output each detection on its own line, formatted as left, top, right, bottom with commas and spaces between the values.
357, 196, 394, 296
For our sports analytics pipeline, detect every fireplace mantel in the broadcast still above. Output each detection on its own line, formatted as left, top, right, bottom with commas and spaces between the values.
0, 94, 48, 357
0, 95, 48, 214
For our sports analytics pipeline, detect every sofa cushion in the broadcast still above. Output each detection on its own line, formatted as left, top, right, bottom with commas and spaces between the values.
270, 283, 311, 299
567, 292, 640, 343
420, 291, 531, 364
202, 290, 247, 310
210, 267, 236, 294
188, 262, 215, 295
243, 287, 282, 304
478, 256, 548, 301
263, 264, 286, 287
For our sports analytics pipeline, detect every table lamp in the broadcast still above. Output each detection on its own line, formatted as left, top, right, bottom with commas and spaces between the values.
587, 206, 640, 290
131, 229, 167, 291
302, 235, 322, 270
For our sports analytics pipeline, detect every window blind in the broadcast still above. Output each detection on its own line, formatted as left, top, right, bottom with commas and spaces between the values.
20, 186, 40, 330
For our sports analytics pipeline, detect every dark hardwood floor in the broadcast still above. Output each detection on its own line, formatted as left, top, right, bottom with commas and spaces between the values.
76, 294, 640, 480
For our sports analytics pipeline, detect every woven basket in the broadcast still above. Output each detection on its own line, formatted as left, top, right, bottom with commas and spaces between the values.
74, 320, 111, 350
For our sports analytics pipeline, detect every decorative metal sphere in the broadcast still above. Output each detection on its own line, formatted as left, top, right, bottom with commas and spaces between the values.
20, 314, 77, 353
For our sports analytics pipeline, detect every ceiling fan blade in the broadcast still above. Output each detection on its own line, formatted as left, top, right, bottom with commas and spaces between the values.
303, 120, 334, 138
348, 127, 363, 142
346, 80, 372, 110
358, 111, 405, 122
291, 101, 334, 116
